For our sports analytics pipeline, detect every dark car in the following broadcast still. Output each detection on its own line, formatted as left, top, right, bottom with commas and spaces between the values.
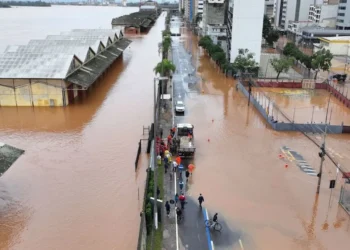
332, 74, 347, 82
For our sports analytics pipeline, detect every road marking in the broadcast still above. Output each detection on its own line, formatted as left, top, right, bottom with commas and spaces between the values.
174, 171, 179, 250
211, 240, 215, 250
239, 239, 244, 250
203, 208, 213, 250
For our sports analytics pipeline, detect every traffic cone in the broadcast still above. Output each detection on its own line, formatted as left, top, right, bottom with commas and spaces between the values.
285, 164, 288, 168
279, 154, 284, 159
208, 138, 210, 142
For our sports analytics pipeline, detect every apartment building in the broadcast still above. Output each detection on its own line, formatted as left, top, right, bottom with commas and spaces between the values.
227, 0, 264, 63
275, 0, 321, 30
337, 0, 350, 30
197, 0, 204, 15
265, 0, 275, 18
308, 4, 338, 24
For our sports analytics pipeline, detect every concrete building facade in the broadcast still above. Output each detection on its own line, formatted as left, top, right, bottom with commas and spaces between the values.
315, 36, 350, 56
308, 4, 338, 24
337, 0, 350, 30
265, 0, 275, 18
275, 0, 320, 30
228, 0, 264, 64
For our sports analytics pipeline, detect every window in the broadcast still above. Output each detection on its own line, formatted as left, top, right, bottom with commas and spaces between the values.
339, 6, 346, 10
340, 0, 347, 3
339, 13, 345, 16
337, 19, 344, 23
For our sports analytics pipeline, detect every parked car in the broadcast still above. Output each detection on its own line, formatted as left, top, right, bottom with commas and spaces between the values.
332, 74, 347, 82
175, 101, 185, 113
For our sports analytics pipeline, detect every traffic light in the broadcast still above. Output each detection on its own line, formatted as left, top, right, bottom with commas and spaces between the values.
329, 180, 336, 189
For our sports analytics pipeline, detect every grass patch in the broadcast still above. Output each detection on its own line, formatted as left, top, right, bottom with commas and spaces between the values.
146, 164, 165, 250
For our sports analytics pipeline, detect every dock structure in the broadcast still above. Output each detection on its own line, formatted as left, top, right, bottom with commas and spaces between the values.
111, 11, 160, 34
0, 29, 131, 107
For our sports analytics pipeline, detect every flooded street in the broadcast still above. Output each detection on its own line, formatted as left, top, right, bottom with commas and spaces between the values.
0, 7, 349, 249
0, 6, 163, 250
174, 28, 350, 249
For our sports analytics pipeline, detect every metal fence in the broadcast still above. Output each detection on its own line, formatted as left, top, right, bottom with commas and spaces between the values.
340, 183, 350, 214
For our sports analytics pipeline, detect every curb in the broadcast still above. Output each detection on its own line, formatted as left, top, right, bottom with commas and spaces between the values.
203, 208, 214, 250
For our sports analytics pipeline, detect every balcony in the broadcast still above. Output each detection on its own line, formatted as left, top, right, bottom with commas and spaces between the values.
207, 0, 225, 4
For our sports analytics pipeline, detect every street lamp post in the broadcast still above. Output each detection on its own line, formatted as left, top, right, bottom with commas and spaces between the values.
153, 76, 168, 230
316, 93, 331, 194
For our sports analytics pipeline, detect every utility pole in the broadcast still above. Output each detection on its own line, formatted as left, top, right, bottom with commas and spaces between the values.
316, 93, 331, 194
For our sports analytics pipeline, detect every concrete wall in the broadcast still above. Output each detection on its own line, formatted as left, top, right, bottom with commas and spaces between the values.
0, 79, 67, 107
238, 81, 343, 134
205, 3, 225, 25
230, 0, 264, 64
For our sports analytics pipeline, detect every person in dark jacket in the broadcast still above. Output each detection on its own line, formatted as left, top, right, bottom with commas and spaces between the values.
185, 170, 190, 181
198, 194, 204, 208
165, 201, 171, 217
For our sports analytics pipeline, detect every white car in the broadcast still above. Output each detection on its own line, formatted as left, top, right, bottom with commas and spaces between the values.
175, 101, 185, 113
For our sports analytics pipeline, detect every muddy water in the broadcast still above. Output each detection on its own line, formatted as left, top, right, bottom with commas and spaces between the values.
0, 7, 164, 250
180, 29, 350, 249
255, 87, 350, 125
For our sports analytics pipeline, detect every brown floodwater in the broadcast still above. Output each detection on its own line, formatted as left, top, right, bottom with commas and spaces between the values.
0, 8, 350, 249
0, 6, 163, 250
179, 29, 350, 249
254, 87, 350, 125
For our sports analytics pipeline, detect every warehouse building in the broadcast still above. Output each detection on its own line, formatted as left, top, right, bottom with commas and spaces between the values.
0, 29, 131, 107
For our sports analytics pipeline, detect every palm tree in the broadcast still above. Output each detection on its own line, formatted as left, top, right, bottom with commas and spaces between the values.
162, 36, 172, 59
154, 59, 176, 94
154, 59, 176, 76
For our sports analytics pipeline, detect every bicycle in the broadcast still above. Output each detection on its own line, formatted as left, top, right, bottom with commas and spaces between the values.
205, 219, 222, 232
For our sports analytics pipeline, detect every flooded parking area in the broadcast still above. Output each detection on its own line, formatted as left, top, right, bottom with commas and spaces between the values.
255, 87, 350, 125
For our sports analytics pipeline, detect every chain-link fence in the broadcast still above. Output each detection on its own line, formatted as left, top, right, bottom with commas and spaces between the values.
340, 183, 350, 214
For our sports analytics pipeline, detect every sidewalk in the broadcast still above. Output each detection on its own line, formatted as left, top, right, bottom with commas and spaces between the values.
161, 40, 209, 250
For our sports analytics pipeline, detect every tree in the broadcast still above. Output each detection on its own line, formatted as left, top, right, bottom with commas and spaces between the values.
154, 59, 176, 77
162, 36, 172, 59
212, 51, 226, 67
270, 57, 294, 80
232, 49, 259, 75
265, 29, 279, 47
263, 15, 272, 39
195, 13, 202, 25
283, 42, 298, 57
301, 54, 313, 77
311, 48, 333, 79
208, 44, 223, 56
162, 30, 171, 37
198, 36, 213, 49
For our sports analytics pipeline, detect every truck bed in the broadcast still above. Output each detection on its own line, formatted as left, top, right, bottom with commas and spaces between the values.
179, 136, 195, 150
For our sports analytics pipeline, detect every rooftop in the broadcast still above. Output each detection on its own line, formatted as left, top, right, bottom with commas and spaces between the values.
319, 36, 350, 43
111, 11, 158, 28
0, 29, 131, 82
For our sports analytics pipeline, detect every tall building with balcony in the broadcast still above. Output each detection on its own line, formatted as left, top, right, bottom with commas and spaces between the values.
275, 0, 318, 30
337, 0, 350, 29
265, 0, 276, 18
202, 0, 226, 35
226, 0, 264, 63
308, 4, 338, 25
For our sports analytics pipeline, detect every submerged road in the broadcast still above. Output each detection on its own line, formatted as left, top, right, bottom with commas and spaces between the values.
170, 27, 350, 250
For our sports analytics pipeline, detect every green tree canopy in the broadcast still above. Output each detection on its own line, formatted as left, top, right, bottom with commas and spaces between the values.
232, 49, 259, 74
198, 36, 213, 49
154, 59, 176, 76
162, 30, 171, 37
263, 15, 272, 39
265, 29, 279, 47
283, 43, 298, 57
311, 48, 333, 79
270, 57, 294, 80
